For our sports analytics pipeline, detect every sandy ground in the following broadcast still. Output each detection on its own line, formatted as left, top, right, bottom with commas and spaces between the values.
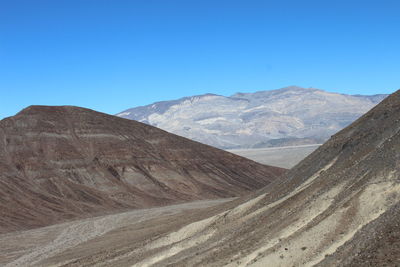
0, 198, 234, 267
228, 144, 320, 168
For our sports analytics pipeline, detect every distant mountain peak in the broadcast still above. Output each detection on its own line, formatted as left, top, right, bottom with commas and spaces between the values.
117, 86, 389, 149
278, 85, 310, 91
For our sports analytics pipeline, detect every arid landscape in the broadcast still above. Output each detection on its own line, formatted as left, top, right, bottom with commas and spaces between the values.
1, 90, 399, 266
1, 1, 398, 266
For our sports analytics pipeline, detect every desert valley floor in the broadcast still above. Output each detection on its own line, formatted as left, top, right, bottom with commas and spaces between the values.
228, 144, 320, 169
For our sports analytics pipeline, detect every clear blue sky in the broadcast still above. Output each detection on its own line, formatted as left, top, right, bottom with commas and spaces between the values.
0, 0, 399, 119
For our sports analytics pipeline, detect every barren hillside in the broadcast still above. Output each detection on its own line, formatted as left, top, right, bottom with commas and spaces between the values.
0, 106, 284, 234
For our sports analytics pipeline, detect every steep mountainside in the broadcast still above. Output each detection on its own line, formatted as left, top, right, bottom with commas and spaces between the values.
117, 86, 387, 149
0, 106, 284, 234
76, 91, 400, 266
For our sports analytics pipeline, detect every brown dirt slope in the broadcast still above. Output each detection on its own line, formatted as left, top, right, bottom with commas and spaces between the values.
48, 90, 400, 267
0, 106, 285, 234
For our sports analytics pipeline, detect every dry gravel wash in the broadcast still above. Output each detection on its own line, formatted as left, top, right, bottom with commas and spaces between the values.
0, 198, 234, 267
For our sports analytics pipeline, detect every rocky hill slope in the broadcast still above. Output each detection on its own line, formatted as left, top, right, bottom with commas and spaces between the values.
0, 106, 284, 234
117, 86, 387, 149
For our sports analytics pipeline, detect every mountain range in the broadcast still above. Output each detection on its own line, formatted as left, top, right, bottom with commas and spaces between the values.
117, 86, 387, 149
